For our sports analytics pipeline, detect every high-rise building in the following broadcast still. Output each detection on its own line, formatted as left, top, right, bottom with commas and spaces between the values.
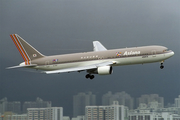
6, 114, 27, 120
73, 92, 96, 117
27, 107, 63, 120
136, 94, 164, 108
23, 97, 51, 113
63, 116, 70, 120
7, 101, 21, 114
0, 97, 7, 114
129, 102, 180, 120
0, 98, 21, 114
102, 91, 134, 109
102, 91, 113, 105
175, 95, 180, 107
72, 116, 85, 120
85, 101, 129, 120
129, 111, 180, 120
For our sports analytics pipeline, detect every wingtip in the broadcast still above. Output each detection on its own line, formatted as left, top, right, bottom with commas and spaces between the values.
93, 41, 100, 43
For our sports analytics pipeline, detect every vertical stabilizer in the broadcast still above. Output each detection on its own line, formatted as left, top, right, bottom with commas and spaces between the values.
10, 34, 44, 65
93, 41, 107, 51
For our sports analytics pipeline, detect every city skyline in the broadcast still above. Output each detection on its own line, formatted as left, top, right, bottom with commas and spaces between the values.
0, 92, 179, 107
0, 91, 178, 103
1, 92, 180, 117
1, 96, 180, 120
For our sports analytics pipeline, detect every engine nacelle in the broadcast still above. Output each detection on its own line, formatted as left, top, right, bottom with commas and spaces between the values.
97, 66, 113, 75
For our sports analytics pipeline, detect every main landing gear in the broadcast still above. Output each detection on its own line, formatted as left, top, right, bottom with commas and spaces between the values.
160, 63, 164, 69
86, 74, 95, 80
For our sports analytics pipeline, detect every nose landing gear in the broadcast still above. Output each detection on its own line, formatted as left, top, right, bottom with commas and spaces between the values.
85, 74, 95, 80
160, 63, 164, 69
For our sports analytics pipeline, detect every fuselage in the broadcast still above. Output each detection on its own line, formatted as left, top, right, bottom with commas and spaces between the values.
23, 45, 174, 71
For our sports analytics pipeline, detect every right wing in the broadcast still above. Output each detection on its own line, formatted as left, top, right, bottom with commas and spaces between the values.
45, 61, 116, 74
93, 41, 107, 51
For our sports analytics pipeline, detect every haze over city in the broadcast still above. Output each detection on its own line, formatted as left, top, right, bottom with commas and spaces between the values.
0, 0, 180, 117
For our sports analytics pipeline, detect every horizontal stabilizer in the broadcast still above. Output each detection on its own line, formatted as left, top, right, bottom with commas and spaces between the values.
6, 64, 37, 69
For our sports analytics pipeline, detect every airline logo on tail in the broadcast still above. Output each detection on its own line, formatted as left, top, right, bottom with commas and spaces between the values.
33, 54, 37, 57
10, 34, 31, 65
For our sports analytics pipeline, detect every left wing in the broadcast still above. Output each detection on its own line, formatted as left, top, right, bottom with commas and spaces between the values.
45, 61, 115, 74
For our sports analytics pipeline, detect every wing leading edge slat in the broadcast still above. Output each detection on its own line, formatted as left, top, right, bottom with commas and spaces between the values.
45, 61, 115, 74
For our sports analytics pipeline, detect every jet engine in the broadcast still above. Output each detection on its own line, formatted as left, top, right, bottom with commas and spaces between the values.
97, 66, 113, 75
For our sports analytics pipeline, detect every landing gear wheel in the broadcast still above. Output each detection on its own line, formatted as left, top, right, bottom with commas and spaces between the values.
90, 75, 94, 80
85, 74, 95, 79
86, 74, 90, 79
160, 63, 164, 69
160, 65, 164, 69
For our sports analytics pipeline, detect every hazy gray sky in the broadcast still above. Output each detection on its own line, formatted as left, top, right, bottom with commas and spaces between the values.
0, 0, 180, 116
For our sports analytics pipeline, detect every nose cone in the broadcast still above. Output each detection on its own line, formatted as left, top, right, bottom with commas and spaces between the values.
170, 51, 175, 57
166, 50, 174, 59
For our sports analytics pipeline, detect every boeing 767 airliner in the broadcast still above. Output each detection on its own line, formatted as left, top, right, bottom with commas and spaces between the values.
7, 34, 174, 79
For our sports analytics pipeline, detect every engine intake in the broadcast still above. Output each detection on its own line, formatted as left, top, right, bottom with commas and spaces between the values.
97, 66, 113, 75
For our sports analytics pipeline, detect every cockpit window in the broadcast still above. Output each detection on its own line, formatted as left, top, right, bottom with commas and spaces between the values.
163, 49, 168, 52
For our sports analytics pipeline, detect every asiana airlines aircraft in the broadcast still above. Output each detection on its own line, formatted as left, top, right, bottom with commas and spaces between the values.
7, 34, 174, 79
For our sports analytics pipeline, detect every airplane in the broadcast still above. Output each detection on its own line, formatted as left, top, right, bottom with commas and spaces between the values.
7, 34, 174, 79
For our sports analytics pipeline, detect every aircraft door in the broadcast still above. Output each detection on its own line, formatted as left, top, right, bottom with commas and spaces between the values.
45, 61, 50, 68
152, 50, 156, 57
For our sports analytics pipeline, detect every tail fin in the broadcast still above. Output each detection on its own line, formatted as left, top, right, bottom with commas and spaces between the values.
10, 34, 44, 65
93, 41, 107, 51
